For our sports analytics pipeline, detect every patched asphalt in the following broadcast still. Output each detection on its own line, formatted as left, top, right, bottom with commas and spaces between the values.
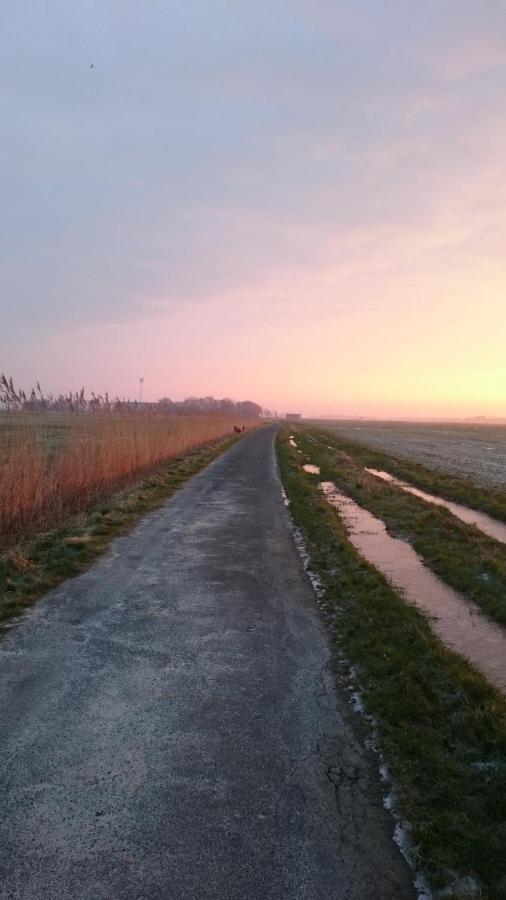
0, 425, 413, 899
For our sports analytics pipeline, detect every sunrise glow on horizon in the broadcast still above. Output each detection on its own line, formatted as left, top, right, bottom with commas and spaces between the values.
2, 2, 505, 419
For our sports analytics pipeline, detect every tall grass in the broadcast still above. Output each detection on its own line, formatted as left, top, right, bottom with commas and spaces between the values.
0, 412, 243, 543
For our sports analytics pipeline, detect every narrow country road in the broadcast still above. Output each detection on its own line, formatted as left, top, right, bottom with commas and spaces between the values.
0, 426, 413, 899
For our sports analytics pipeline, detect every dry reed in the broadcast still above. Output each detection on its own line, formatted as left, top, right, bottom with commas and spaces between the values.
0, 412, 244, 543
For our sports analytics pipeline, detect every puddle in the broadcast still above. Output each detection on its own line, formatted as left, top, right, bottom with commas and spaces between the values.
321, 482, 506, 694
365, 469, 506, 545
303, 464, 321, 475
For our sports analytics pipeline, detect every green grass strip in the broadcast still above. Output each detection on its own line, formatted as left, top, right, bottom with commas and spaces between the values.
277, 430, 506, 897
314, 426, 506, 524
296, 427, 506, 628
0, 436, 237, 628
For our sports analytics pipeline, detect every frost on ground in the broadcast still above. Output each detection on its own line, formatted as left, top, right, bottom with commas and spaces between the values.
327, 422, 506, 489
281, 482, 435, 899
280, 486, 290, 508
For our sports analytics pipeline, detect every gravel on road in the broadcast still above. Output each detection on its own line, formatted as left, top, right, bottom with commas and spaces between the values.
0, 426, 413, 899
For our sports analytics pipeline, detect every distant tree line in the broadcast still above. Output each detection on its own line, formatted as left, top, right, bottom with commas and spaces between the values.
0, 375, 262, 418
157, 395, 261, 418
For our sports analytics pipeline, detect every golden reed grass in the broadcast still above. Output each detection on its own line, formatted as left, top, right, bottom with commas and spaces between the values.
0, 412, 243, 543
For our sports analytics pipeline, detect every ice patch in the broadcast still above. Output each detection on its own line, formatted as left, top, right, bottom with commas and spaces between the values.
292, 526, 325, 600
350, 690, 365, 714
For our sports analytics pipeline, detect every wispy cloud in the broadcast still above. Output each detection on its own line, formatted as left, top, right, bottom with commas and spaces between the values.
1, 1, 505, 414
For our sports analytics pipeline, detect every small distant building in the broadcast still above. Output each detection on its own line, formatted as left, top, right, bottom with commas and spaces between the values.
286, 413, 301, 420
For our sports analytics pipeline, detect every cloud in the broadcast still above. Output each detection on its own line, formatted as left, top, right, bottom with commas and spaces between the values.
1, 1, 505, 413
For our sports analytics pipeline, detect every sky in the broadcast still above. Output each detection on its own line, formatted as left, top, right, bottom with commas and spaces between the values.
1, 1, 505, 418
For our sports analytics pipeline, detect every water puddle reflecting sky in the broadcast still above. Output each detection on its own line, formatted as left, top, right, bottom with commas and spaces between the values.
321, 482, 506, 694
365, 468, 506, 546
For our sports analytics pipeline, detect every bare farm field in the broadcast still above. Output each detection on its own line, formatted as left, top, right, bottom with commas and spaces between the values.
318, 420, 506, 488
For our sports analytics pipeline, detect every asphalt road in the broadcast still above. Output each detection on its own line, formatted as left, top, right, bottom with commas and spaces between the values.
0, 426, 413, 899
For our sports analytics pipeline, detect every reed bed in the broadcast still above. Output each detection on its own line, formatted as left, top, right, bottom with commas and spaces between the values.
0, 412, 242, 543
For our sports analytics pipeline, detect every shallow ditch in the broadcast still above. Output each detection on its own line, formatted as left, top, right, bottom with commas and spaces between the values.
321, 481, 506, 695
365, 468, 506, 545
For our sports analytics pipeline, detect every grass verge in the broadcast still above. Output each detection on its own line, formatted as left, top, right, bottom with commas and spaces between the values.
277, 430, 506, 897
295, 426, 506, 628
0, 435, 238, 628
314, 426, 506, 523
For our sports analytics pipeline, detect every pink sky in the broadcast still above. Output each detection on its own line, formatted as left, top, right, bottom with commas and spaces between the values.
2, 2, 505, 418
